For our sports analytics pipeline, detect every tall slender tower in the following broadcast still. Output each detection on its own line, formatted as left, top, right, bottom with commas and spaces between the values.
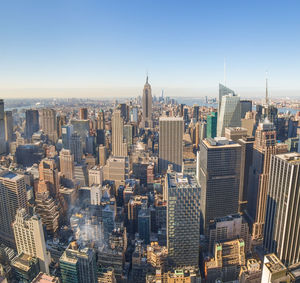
142, 76, 153, 128
13, 209, 50, 273
159, 117, 184, 173
264, 153, 300, 266
0, 99, 6, 154
112, 110, 127, 157
249, 120, 287, 240
4, 111, 13, 144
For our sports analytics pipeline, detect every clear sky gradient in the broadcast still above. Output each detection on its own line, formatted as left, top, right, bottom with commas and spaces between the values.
0, 0, 299, 98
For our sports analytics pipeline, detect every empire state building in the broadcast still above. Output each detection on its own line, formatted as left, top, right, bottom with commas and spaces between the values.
142, 76, 153, 128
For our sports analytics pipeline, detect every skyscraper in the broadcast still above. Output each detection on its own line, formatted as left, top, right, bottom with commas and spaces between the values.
4, 111, 13, 144
142, 76, 153, 128
39, 158, 60, 197
60, 241, 97, 283
112, 110, 127, 157
217, 92, 241, 137
13, 209, 50, 273
79, 107, 88, 120
264, 153, 300, 266
248, 120, 287, 240
40, 108, 57, 142
0, 171, 27, 247
166, 171, 201, 267
25, 109, 39, 139
97, 109, 105, 130
70, 132, 83, 163
206, 111, 217, 139
60, 149, 75, 180
237, 136, 255, 213
138, 206, 151, 245
62, 125, 74, 149
240, 100, 252, 118
0, 99, 6, 155
199, 137, 241, 235
159, 117, 184, 173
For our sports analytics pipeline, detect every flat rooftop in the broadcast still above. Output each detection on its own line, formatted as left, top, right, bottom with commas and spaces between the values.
159, 116, 183, 121
203, 137, 241, 148
276, 152, 300, 163
0, 171, 24, 181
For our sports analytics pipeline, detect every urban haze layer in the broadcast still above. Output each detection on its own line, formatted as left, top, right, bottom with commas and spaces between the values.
0, 78, 300, 283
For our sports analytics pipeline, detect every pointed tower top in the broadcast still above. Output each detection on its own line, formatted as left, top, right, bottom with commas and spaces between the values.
146, 75, 148, 84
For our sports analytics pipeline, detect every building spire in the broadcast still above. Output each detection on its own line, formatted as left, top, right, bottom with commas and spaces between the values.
265, 71, 269, 105
224, 58, 226, 86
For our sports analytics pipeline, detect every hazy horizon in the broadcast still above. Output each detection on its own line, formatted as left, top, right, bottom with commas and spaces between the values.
0, 86, 299, 100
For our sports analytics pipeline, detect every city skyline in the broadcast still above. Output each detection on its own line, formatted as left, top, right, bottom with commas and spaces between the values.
0, 0, 300, 98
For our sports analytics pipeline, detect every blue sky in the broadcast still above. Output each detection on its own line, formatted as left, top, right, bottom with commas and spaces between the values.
0, 0, 299, 98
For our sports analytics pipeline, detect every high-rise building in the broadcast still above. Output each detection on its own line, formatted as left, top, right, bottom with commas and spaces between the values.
209, 213, 251, 254
237, 136, 255, 213
60, 241, 97, 283
159, 117, 184, 173
11, 253, 40, 283
79, 107, 88, 120
123, 124, 133, 149
217, 93, 241, 137
0, 99, 5, 155
117, 103, 129, 122
88, 165, 103, 186
130, 107, 138, 123
138, 206, 151, 245
25, 110, 40, 140
39, 108, 57, 142
142, 76, 153, 128
70, 132, 83, 163
56, 114, 66, 139
112, 110, 127, 157
98, 144, 107, 166
264, 153, 300, 266
206, 112, 217, 139
97, 109, 105, 130
13, 209, 50, 273
59, 149, 74, 180
4, 111, 13, 144
199, 137, 241, 235
261, 254, 287, 283
70, 119, 90, 151
166, 172, 201, 267
192, 105, 200, 121
62, 125, 74, 149
96, 129, 105, 146
224, 127, 248, 142
218, 83, 235, 111
0, 171, 27, 247
240, 100, 252, 119
248, 120, 287, 240
35, 190, 60, 235
39, 158, 60, 197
